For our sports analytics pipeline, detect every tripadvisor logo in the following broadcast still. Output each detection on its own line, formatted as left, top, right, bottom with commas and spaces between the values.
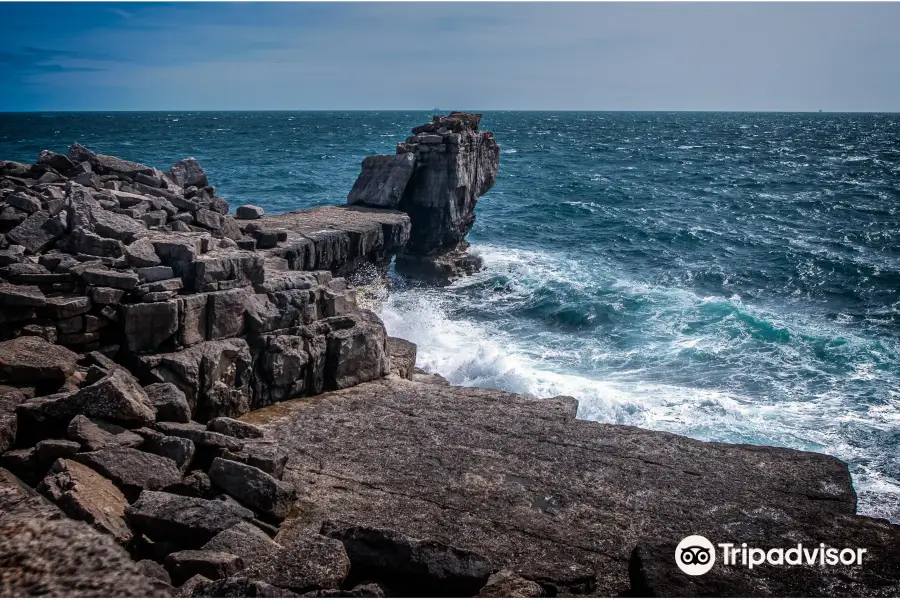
675, 535, 867, 576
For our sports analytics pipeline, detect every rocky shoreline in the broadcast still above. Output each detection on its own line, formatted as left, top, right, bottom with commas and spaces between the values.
0, 113, 898, 597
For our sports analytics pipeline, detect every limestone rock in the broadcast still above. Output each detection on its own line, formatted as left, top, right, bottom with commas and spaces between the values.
235, 205, 265, 220
477, 570, 544, 597
323, 310, 390, 390
0, 336, 78, 385
125, 490, 255, 547
138, 559, 173, 586
236, 534, 350, 594
68, 142, 156, 178
201, 521, 280, 565
208, 458, 296, 521
206, 417, 263, 440
387, 337, 416, 380
144, 382, 191, 423
37, 458, 132, 545
346, 153, 416, 209
7, 210, 67, 254
67, 414, 144, 451
125, 237, 162, 268
169, 158, 208, 189
121, 300, 180, 352
193, 577, 297, 598
72, 446, 183, 499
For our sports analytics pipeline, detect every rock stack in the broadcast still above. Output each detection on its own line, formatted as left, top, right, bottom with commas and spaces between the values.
348, 112, 500, 284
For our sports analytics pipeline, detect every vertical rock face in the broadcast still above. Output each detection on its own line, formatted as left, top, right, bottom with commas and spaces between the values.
348, 112, 500, 284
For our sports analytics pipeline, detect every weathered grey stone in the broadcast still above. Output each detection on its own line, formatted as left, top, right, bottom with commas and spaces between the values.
72, 446, 182, 499
235, 205, 264, 220
195, 209, 223, 231
170, 470, 211, 499
126, 237, 162, 268
0, 336, 78, 385
347, 153, 416, 208
142, 435, 195, 473
92, 208, 147, 244
6, 210, 67, 254
156, 422, 244, 452
34, 439, 80, 464
67, 414, 144, 451
324, 311, 390, 390
90, 286, 125, 305
68, 142, 156, 178
194, 577, 297, 598
6, 193, 41, 214
69, 228, 126, 258
138, 559, 173, 586
207, 287, 250, 340
208, 458, 296, 521
201, 521, 279, 565
0, 283, 46, 307
37, 150, 75, 173
0, 514, 169, 597
44, 294, 92, 319
144, 382, 191, 423
81, 268, 139, 290
121, 300, 180, 352
236, 535, 350, 594
207, 417, 263, 440
137, 265, 174, 283
37, 458, 132, 545
178, 574, 212, 598
125, 490, 255, 547
169, 158, 208, 189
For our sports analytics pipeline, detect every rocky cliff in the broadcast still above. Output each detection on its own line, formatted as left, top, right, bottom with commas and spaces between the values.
0, 120, 898, 597
348, 112, 500, 284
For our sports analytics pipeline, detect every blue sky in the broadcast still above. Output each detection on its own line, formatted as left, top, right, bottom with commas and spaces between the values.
2, 2, 899, 112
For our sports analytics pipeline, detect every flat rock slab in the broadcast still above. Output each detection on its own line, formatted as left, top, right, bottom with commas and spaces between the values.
125, 490, 255, 547
243, 378, 900, 597
0, 336, 78, 385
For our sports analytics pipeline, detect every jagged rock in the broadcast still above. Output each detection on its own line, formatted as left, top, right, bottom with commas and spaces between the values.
141, 432, 195, 473
347, 153, 416, 208
219, 442, 288, 479
67, 414, 144, 451
387, 337, 416, 380
125, 490, 255, 547
178, 574, 212, 598
81, 267, 140, 290
69, 228, 126, 258
256, 334, 315, 404
145, 382, 191, 423
169, 158, 208, 189
0, 245, 26, 266
321, 522, 492, 597
0, 515, 169, 597
0, 336, 78, 385
395, 246, 483, 286
92, 208, 147, 244
7, 210, 67, 254
138, 559, 173, 585
207, 287, 250, 340
137, 265, 175, 283
236, 535, 350, 594
7, 192, 42, 214
0, 206, 28, 231
0, 282, 46, 307
68, 142, 155, 178
477, 570, 544, 597
138, 339, 253, 421
72, 446, 183, 499
0, 390, 28, 454
236, 205, 264, 220
207, 417, 263, 440
37, 150, 75, 173
44, 294, 91, 319
411, 367, 449, 386
17, 368, 155, 443
126, 237, 162, 268
301, 584, 385, 598
34, 439, 80, 464
37, 458, 132, 545
170, 470, 211, 499
121, 300, 180, 352
208, 458, 296, 521
156, 422, 244, 452
165, 550, 244, 586
202, 521, 280, 565
195, 209, 223, 231
324, 311, 390, 390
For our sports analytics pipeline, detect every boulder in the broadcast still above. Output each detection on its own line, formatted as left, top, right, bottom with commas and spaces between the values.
138, 559, 173, 586
201, 521, 280, 565
0, 336, 78, 385
206, 417, 263, 440
37, 458, 132, 545
235, 205, 265, 220
145, 382, 191, 423
208, 458, 296, 521
88, 285, 123, 305
0, 390, 28, 454
125, 238, 162, 268
0, 283, 46, 307
0, 515, 169, 597
34, 439, 81, 464
323, 311, 390, 390
68, 142, 155, 178
6, 210, 67, 254
387, 337, 416, 380
169, 158, 208, 189
193, 577, 297, 598
67, 414, 144, 451
125, 490, 255, 547
236, 535, 350, 594
346, 153, 416, 208
44, 294, 92, 319
321, 522, 492, 597
81, 268, 140, 290
141, 434, 195, 473
121, 300, 180, 352
156, 422, 244, 452
72, 446, 183, 499
177, 574, 212, 598
37, 150, 75, 173
171, 470, 212, 499
165, 550, 245, 586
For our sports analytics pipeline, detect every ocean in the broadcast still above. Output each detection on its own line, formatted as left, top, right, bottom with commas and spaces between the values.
1, 111, 898, 522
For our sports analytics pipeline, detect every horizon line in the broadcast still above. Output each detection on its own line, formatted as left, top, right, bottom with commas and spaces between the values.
1, 109, 898, 115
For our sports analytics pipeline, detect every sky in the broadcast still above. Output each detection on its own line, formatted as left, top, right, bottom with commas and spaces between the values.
1, 2, 899, 112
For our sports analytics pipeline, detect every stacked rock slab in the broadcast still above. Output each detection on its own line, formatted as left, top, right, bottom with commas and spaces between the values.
348, 112, 500, 284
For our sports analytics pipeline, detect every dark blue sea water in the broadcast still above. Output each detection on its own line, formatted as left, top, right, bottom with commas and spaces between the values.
2, 111, 899, 521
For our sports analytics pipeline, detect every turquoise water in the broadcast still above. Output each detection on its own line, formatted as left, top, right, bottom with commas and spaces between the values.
1, 111, 898, 520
